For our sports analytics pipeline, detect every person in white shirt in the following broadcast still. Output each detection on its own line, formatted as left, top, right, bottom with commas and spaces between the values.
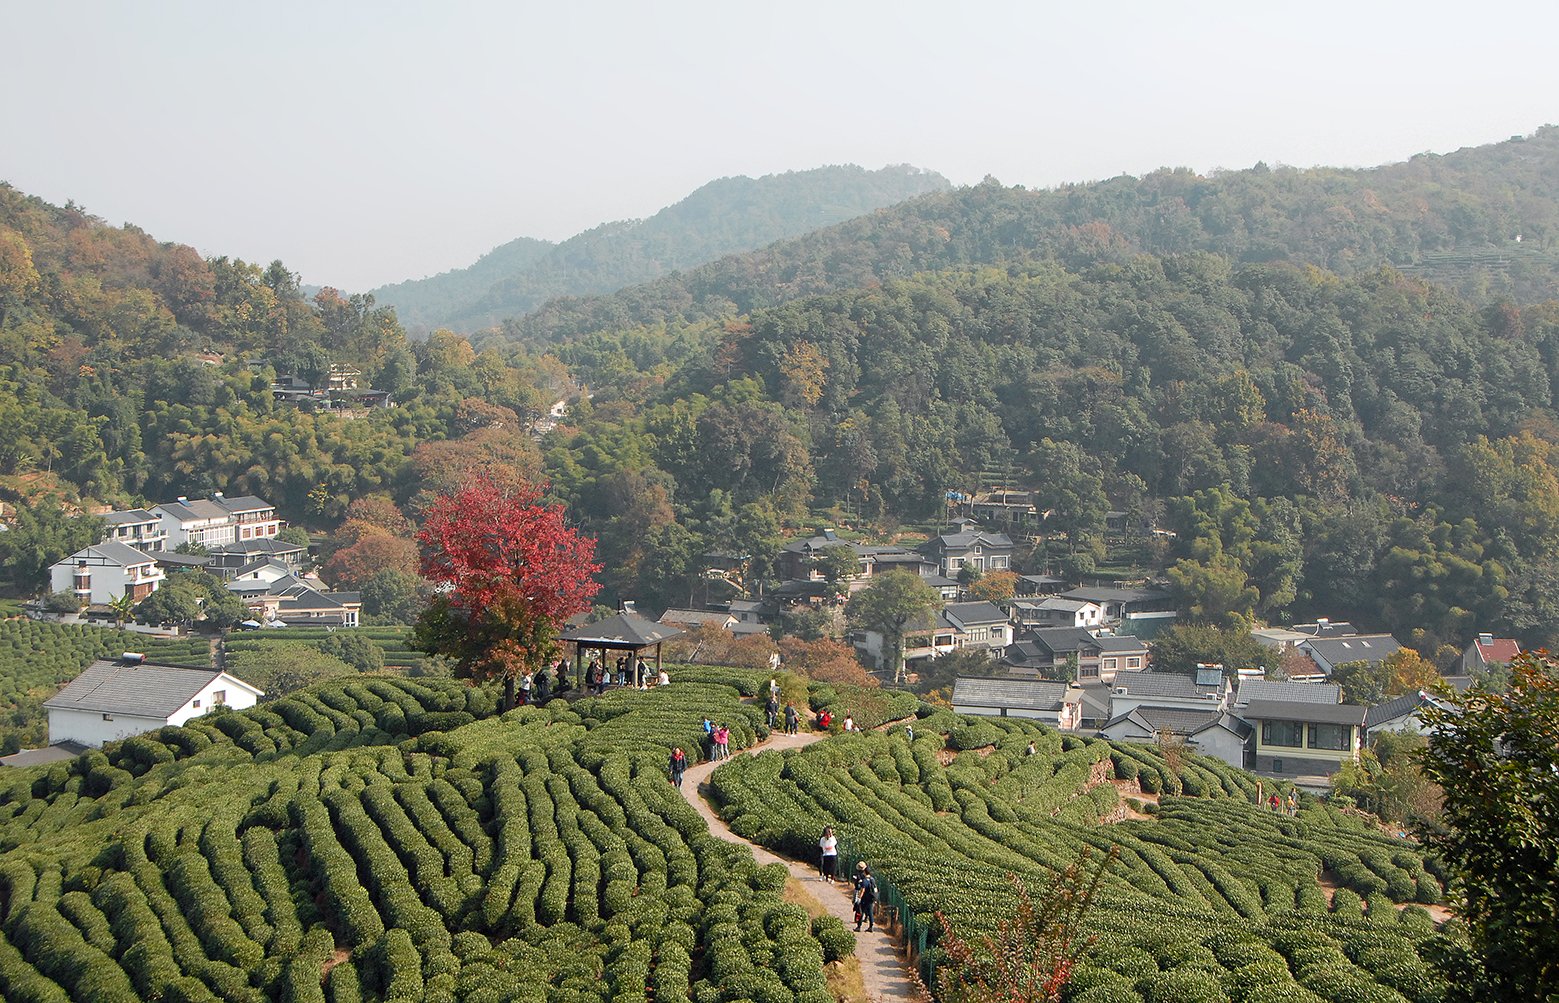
843, 715, 855, 733
818, 826, 838, 881
657, 668, 670, 687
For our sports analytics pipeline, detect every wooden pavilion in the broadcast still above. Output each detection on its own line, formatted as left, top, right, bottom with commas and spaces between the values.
560, 613, 684, 688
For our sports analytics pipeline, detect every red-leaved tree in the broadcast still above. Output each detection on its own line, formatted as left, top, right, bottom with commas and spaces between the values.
414, 477, 601, 708
934, 846, 1117, 1003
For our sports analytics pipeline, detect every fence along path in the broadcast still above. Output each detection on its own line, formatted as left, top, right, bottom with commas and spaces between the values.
678, 729, 930, 1003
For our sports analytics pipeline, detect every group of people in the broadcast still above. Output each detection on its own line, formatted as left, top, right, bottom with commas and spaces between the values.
814, 709, 858, 732
523, 656, 672, 704
817, 826, 878, 931
1268, 791, 1299, 815
701, 718, 732, 760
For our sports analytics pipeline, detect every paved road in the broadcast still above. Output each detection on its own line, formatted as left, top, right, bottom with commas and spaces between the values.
678, 731, 929, 1003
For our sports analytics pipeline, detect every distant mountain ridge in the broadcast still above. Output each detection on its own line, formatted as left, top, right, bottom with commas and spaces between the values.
498, 126, 1559, 348
370, 164, 951, 332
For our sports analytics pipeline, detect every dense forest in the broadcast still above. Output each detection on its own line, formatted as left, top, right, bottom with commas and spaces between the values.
369, 165, 951, 333
502, 126, 1559, 347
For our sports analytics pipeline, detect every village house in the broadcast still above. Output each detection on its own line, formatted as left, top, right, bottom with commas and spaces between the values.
950, 677, 1082, 729
921, 519, 1015, 578
1013, 574, 1069, 597
49, 542, 165, 605
1106, 668, 1229, 719
1251, 618, 1358, 652
1298, 633, 1404, 677
1000, 628, 1147, 685
43, 656, 263, 748
153, 493, 283, 549
99, 509, 168, 551
1010, 596, 1104, 630
940, 601, 1012, 653
1243, 699, 1366, 781
1461, 632, 1519, 676
1053, 583, 1172, 623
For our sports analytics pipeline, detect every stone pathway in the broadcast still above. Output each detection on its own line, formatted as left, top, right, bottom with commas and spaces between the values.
678, 730, 929, 1003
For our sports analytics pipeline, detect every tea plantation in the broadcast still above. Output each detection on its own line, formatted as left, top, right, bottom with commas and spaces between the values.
0, 673, 832, 1003
710, 709, 1452, 1003
0, 662, 1458, 1003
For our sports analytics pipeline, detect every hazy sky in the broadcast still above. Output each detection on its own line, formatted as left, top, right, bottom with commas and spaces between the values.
4, 1, 1558, 292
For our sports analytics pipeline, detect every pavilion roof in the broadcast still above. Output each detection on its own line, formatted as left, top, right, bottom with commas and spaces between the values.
561, 612, 684, 649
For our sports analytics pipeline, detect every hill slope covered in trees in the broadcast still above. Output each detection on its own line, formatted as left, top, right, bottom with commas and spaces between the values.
502, 126, 1559, 347
369, 164, 951, 333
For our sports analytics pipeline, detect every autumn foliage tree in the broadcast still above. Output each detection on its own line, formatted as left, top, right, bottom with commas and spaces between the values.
414, 477, 601, 708
934, 847, 1117, 1003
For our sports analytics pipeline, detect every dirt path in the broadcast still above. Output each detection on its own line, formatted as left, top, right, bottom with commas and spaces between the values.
679, 730, 930, 1003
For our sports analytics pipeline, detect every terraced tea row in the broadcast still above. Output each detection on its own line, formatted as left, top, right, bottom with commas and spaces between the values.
709, 712, 1449, 1003
0, 677, 840, 1003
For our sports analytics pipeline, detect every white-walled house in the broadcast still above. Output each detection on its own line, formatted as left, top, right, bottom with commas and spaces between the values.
49, 542, 164, 605
44, 660, 264, 747
154, 494, 281, 549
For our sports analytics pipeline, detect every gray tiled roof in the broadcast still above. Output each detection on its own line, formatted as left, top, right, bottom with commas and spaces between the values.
1242, 699, 1366, 725
561, 612, 684, 647
952, 676, 1070, 711
943, 601, 1008, 626
1236, 679, 1341, 705
44, 661, 232, 718
1095, 635, 1148, 653
157, 499, 230, 521
1303, 634, 1402, 666
103, 509, 159, 526
1192, 712, 1255, 740
213, 495, 272, 514
1111, 670, 1220, 699
1365, 692, 1430, 728
61, 541, 158, 568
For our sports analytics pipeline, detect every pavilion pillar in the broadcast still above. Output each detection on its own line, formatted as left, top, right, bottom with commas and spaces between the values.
574, 645, 583, 692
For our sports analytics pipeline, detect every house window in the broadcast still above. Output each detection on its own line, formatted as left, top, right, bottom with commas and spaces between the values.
1102, 658, 1117, 670
193, 699, 201, 709
1126, 657, 1142, 669
991, 556, 1008, 569
102, 713, 114, 721
212, 690, 226, 705
1308, 723, 1351, 751
1262, 720, 1304, 747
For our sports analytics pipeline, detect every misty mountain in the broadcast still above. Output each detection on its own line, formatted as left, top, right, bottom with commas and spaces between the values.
501, 126, 1559, 347
370, 164, 951, 332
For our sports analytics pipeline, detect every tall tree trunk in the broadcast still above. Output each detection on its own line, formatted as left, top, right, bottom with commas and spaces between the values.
503, 674, 516, 712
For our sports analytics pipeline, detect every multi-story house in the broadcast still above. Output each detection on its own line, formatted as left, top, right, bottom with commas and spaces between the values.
49, 543, 165, 605
153, 493, 282, 549
921, 520, 1015, 578
99, 509, 168, 552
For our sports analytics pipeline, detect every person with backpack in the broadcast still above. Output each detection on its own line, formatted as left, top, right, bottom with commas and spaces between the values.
702, 717, 715, 758
784, 702, 799, 735
519, 671, 533, 706
855, 865, 878, 931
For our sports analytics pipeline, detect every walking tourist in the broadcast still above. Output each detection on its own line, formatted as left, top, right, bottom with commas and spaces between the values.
669, 747, 686, 787
856, 866, 878, 931
784, 701, 798, 735
766, 694, 779, 728
819, 826, 838, 882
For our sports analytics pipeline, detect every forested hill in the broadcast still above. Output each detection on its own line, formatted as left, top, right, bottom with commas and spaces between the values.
503, 125, 1559, 347
369, 164, 951, 332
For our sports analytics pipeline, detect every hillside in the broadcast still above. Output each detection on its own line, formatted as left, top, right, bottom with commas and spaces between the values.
541, 252, 1559, 652
369, 164, 951, 332
0, 668, 1452, 1003
0, 182, 558, 557
502, 125, 1559, 347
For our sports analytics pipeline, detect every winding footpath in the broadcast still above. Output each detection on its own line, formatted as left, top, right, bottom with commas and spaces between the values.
678, 729, 929, 1003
